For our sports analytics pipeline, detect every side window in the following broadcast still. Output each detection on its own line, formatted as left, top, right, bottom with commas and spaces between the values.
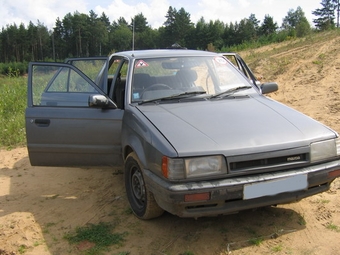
111, 60, 129, 109
108, 59, 122, 76
108, 58, 129, 85
31, 64, 101, 107
47, 67, 95, 93
224, 55, 240, 70
119, 61, 129, 84
67, 58, 108, 85
107, 58, 122, 96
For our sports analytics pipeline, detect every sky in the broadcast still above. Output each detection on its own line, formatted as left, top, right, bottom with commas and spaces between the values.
0, 0, 323, 30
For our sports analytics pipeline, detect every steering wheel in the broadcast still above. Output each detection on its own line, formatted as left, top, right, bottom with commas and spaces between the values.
143, 84, 172, 92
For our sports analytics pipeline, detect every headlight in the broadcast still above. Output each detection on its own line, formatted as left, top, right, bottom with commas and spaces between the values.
162, 155, 227, 180
185, 156, 226, 178
310, 139, 339, 163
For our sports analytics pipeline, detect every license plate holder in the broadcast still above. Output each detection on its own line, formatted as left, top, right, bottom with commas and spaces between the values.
243, 174, 308, 200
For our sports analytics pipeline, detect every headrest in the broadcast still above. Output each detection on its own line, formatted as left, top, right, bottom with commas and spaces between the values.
176, 69, 197, 82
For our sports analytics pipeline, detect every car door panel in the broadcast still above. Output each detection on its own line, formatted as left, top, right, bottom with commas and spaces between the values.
26, 61, 124, 166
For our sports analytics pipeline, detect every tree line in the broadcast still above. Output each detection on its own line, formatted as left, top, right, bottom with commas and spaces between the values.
0, 0, 339, 66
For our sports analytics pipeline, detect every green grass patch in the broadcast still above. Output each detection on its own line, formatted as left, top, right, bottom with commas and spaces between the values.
248, 236, 264, 246
64, 222, 127, 255
180, 251, 195, 255
326, 223, 340, 232
317, 198, 330, 204
298, 214, 306, 226
271, 244, 283, 252
0, 75, 27, 148
18, 245, 27, 254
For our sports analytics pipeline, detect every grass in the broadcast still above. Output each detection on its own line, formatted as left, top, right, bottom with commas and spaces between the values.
245, 227, 264, 246
242, 30, 340, 82
64, 222, 127, 255
180, 251, 195, 255
248, 237, 264, 246
43, 222, 57, 234
271, 244, 283, 252
18, 245, 27, 254
316, 198, 330, 204
0, 74, 27, 148
326, 223, 340, 232
298, 214, 306, 226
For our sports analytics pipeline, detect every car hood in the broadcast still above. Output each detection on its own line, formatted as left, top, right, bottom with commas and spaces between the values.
136, 96, 336, 157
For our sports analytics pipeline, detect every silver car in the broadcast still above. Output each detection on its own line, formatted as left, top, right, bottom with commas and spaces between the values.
26, 49, 340, 219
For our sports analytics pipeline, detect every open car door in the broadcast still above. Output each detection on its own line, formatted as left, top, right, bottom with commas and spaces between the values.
25, 59, 124, 166
222, 53, 260, 86
222, 53, 278, 94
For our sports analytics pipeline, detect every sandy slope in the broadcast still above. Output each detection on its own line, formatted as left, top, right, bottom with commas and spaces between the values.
1, 32, 340, 255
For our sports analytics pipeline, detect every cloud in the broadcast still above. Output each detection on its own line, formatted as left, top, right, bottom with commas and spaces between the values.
195, 0, 233, 23
239, 0, 250, 8
0, 0, 89, 29
193, 0, 254, 24
94, 0, 170, 28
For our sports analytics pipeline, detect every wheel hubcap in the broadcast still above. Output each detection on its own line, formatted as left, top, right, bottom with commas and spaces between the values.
131, 168, 145, 204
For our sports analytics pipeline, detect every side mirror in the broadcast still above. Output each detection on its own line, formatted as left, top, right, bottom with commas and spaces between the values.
88, 95, 117, 109
261, 82, 278, 94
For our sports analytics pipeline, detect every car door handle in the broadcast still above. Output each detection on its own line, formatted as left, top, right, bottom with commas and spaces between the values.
34, 119, 51, 127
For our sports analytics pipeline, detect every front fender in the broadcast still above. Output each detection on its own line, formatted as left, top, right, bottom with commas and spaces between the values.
123, 131, 147, 167
122, 108, 177, 171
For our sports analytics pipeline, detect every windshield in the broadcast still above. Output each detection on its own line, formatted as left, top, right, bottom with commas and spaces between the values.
131, 56, 254, 103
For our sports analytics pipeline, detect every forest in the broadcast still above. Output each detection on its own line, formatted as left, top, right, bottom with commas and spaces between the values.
0, 0, 339, 75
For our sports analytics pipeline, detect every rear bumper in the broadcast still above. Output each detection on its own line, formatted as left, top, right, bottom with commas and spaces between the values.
144, 160, 340, 218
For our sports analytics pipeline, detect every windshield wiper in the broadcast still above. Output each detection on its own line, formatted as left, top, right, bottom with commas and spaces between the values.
209, 86, 252, 99
138, 90, 206, 105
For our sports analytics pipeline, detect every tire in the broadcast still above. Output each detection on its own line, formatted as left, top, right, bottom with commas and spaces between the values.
124, 152, 164, 219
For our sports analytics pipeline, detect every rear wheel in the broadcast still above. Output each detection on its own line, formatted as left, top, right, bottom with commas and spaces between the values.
124, 152, 164, 219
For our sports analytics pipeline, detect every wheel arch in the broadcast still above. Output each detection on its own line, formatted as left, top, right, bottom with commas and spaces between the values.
123, 136, 147, 168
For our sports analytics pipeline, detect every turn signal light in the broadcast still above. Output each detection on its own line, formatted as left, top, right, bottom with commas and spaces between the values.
162, 156, 168, 178
184, 192, 210, 202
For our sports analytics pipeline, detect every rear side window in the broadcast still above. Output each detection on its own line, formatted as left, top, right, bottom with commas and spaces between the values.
30, 64, 102, 107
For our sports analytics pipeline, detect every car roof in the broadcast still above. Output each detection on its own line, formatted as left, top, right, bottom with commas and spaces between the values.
111, 49, 219, 60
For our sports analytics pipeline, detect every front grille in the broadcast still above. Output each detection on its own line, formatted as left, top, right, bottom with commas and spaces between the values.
227, 147, 310, 173
230, 153, 307, 171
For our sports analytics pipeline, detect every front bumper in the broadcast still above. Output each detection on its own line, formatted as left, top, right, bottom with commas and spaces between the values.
144, 160, 340, 218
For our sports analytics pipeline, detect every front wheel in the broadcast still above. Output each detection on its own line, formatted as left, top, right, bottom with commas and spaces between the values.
124, 152, 164, 219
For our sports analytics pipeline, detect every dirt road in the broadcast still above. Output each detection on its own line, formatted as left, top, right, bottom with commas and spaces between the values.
1, 149, 339, 255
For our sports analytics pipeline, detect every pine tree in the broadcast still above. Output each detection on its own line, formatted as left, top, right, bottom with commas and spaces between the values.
312, 0, 336, 30
259, 15, 278, 36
